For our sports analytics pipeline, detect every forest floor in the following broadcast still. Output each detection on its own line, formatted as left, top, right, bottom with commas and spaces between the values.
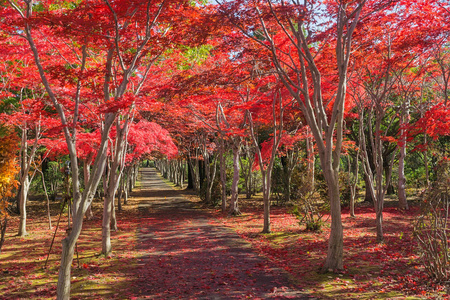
0, 168, 447, 299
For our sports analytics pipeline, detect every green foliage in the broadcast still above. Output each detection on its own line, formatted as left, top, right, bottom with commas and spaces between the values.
290, 167, 329, 232
315, 170, 357, 207
198, 175, 222, 207
177, 44, 214, 70
0, 94, 20, 115
290, 191, 329, 232
339, 171, 357, 207
400, 149, 432, 189
48, 0, 81, 11
45, 161, 64, 198
270, 157, 285, 203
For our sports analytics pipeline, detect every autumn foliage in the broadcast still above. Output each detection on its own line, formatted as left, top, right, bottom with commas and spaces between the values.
0, 128, 18, 253
1, 0, 450, 298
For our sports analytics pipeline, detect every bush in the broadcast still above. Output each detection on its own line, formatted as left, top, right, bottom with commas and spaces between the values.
290, 168, 329, 232
315, 170, 357, 208
290, 191, 329, 232
414, 159, 450, 283
198, 176, 222, 207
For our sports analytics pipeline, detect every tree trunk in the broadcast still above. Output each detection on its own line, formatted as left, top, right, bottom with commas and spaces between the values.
375, 208, 384, 243
57, 233, 77, 299
397, 105, 409, 210
101, 193, 112, 255
207, 158, 217, 205
204, 154, 212, 204
322, 170, 343, 271
397, 145, 408, 210
364, 174, 374, 203
56, 198, 84, 300
84, 160, 94, 220
306, 134, 315, 190
18, 177, 30, 236
102, 119, 128, 253
229, 143, 241, 215
240, 144, 254, 199
118, 176, 123, 211
348, 153, 359, 217
40, 169, 52, 229
123, 168, 129, 205
17, 125, 39, 236
187, 159, 194, 189
128, 169, 133, 193
0, 217, 7, 254
110, 195, 117, 232
179, 160, 184, 189
384, 166, 395, 195
262, 172, 271, 234
219, 138, 227, 213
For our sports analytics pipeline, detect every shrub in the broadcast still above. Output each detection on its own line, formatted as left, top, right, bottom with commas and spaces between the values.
198, 176, 222, 207
414, 159, 450, 283
290, 169, 329, 232
290, 190, 329, 232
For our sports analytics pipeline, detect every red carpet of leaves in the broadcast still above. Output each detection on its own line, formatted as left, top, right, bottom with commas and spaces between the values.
213, 202, 447, 299
0, 198, 142, 299
132, 168, 308, 299
0, 180, 447, 300
133, 211, 306, 299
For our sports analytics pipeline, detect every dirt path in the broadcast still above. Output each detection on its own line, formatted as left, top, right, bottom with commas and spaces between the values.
132, 168, 308, 299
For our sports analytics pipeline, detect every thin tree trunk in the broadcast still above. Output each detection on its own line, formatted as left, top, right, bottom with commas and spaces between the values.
179, 160, 184, 189
207, 157, 217, 205
219, 138, 227, 213
240, 143, 254, 199
306, 134, 315, 190
110, 195, 117, 232
364, 174, 374, 203
229, 142, 241, 215
397, 103, 409, 210
118, 175, 123, 211
18, 125, 39, 236
123, 168, 129, 205
84, 160, 94, 220
204, 153, 212, 204
39, 169, 52, 229
102, 119, 128, 254
262, 174, 271, 233
187, 158, 194, 189
349, 153, 359, 217
397, 145, 408, 209
102, 192, 112, 255
0, 217, 7, 253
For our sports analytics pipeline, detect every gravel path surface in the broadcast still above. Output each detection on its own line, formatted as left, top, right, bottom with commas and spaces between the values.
133, 168, 309, 299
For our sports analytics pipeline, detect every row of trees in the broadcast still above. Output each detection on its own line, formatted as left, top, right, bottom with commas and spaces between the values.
0, 0, 449, 298
154, 0, 450, 271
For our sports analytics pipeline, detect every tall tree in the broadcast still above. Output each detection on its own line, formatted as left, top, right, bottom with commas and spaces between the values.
219, 0, 397, 270
1, 1, 199, 298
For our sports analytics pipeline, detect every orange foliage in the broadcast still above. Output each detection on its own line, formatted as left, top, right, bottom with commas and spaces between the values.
0, 128, 19, 221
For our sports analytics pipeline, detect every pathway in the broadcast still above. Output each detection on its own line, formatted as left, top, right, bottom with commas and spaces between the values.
133, 168, 308, 299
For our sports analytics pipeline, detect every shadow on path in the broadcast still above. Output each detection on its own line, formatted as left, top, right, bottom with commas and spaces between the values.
133, 168, 308, 299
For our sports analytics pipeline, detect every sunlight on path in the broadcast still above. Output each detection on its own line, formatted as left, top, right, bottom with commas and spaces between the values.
133, 168, 309, 299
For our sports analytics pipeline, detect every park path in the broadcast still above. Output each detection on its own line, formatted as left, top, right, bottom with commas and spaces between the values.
132, 168, 308, 299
